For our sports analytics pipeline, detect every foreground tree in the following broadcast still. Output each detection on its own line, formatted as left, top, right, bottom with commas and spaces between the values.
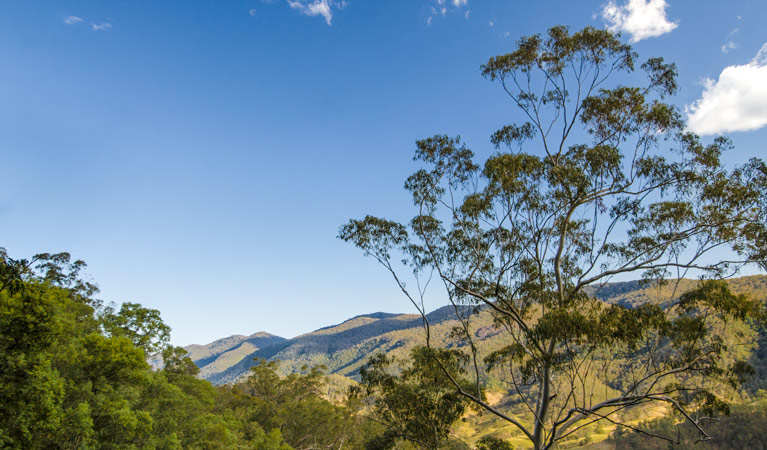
356, 347, 471, 450
341, 26, 767, 449
232, 359, 367, 450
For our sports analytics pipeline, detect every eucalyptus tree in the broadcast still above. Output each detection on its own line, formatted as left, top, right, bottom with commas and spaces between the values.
340, 26, 767, 449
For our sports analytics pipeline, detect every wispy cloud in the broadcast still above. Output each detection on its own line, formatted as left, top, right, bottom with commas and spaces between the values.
287, 0, 345, 25
602, 0, 677, 43
687, 43, 767, 135
721, 28, 739, 54
63, 16, 83, 25
426, 0, 468, 25
92, 22, 112, 31
721, 41, 738, 53
249, 9, 257, 16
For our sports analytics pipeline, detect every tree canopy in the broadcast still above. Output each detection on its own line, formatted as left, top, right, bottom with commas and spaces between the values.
341, 25, 767, 450
0, 248, 375, 449
355, 346, 472, 450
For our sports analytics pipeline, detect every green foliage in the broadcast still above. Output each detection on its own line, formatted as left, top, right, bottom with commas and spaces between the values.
0, 248, 302, 449
0, 245, 450, 449
101, 302, 172, 355
162, 345, 202, 377
231, 359, 367, 450
0, 256, 81, 448
475, 436, 514, 450
357, 347, 473, 450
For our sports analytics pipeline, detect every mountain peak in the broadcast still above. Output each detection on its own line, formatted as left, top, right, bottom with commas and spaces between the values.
247, 331, 282, 339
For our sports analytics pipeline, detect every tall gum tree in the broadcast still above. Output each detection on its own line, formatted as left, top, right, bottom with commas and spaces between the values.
340, 26, 767, 450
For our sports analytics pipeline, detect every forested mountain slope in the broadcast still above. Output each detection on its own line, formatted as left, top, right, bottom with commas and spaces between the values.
189, 275, 767, 385
189, 306, 476, 384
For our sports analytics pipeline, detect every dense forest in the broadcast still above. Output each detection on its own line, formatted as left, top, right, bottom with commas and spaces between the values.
0, 249, 382, 449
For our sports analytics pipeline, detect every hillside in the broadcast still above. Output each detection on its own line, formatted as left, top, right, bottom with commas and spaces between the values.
191, 306, 484, 385
188, 275, 767, 386
185, 331, 287, 379
587, 275, 767, 308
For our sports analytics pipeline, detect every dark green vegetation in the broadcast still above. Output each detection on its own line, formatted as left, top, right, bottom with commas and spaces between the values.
341, 25, 767, 450
355, 347, 474, 450
0, 249, 376, 449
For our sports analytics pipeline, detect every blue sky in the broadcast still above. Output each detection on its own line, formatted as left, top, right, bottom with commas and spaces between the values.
1, 0, 765, 345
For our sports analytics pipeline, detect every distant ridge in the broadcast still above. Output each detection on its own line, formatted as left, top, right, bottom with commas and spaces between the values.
201, 308, 458, 384
187, 275, 767, 385
185, 332, 286, 377
312, 312, 404, 333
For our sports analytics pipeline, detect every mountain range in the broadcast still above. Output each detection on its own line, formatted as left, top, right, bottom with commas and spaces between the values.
186, 275, 767, 385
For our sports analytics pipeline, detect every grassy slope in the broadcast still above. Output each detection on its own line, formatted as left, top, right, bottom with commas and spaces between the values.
588, 275, 767, 308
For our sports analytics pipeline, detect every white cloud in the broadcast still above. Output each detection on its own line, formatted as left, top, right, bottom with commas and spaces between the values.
453, 0, 467, 6
64, 16, 83, 25
249, 9, 257, 16
92, 22, 112, 31
601, 0, 677, 43
287, 0, 340, 25
721, 28, 739, 54
687, 43, 767, 135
